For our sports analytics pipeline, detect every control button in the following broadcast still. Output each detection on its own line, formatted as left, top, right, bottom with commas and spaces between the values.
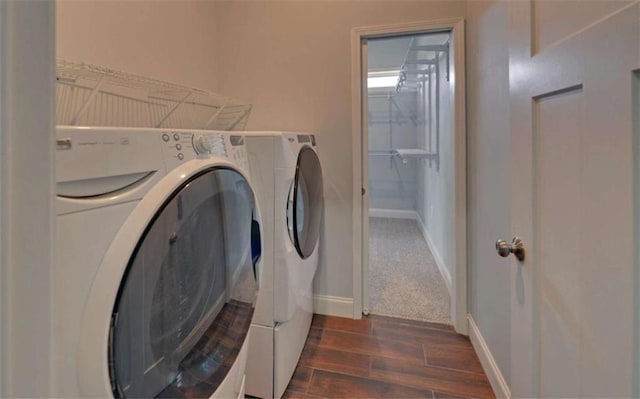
178, 153, 184, 160
162, 133, 170, 142
173, 133, 180, 141
176, 144, 182, 150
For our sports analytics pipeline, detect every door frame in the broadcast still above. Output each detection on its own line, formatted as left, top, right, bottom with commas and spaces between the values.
0, 1, 56, 396
350, 18, 468, 334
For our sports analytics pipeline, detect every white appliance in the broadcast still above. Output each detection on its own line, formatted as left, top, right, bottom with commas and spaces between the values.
53, 127, 263, 399
242, 132, 323, 399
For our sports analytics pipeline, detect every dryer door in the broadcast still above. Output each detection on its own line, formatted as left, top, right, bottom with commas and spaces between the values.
110, 167, 260, 399
287, 146, 323, 259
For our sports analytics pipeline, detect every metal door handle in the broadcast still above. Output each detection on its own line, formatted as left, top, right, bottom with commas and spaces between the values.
496, 237, 525, 261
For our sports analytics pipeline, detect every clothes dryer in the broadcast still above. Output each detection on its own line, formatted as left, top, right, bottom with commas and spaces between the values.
53, 127, 262, 399
242, 132, 323, 399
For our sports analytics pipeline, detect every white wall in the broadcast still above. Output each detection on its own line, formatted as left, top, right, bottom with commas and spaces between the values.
56, 1, 219, 92
0, 2, 55, 396
417, 49, 455, 280
466, 0, 512, 387
214, 1, 466, 300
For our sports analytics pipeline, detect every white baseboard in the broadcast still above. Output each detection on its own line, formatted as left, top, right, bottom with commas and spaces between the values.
468, 315, 511, 399
313, 294, 354, 318
416, 214, 452, 294
369, 208, 418, 220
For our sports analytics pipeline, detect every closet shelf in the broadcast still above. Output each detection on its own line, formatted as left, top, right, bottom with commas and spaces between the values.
395, 148, 437, 161
368, 148, 437, 162
395, 148, 427, 157
56, 60, 252, 130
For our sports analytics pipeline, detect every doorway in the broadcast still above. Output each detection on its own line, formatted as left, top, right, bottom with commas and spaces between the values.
351, 19, 467, 333
367, 32, 452, 324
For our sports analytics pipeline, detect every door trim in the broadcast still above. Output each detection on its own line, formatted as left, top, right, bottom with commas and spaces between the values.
350, 18, 468, 334
0, 1, 56, 396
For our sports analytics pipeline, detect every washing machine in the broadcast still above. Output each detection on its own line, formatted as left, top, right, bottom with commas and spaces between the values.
242, 132, 323, 399
53, 126, 263, 399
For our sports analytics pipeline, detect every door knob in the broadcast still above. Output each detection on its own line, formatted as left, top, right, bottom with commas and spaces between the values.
495, 237, 525, 261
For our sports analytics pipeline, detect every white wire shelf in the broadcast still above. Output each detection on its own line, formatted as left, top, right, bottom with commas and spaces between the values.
56, 60, 252, 130
368, 148, 437, 164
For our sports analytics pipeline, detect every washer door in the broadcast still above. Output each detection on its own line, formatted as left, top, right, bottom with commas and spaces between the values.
287, 146, 323, 259
110, 167, 260, 399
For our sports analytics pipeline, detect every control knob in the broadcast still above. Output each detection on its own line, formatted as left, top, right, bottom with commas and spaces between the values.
193, 134, 213, 154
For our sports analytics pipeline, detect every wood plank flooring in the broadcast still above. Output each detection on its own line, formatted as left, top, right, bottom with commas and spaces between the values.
282, 314, 495, 399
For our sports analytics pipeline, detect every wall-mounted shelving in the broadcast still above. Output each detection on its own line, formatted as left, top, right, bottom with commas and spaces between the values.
396, 38, 450, 93
368, 32, 451, 177
56, 60, 252, 130
392, 35, 450, 170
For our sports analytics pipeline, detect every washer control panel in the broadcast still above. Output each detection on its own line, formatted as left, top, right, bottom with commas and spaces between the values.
192, 133, 226, 156
161, 130, 195, 163
160, 130, 249, 175
226, 135, 249, 174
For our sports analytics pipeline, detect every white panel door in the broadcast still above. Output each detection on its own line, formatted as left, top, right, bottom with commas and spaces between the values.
508, 2, 639, 397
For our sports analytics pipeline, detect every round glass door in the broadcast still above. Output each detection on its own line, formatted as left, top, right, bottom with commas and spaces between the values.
110, 167, 260, 399
287, 146, 323, 259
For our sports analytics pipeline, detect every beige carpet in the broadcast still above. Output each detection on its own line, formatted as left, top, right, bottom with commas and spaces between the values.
368, 217, 451, 324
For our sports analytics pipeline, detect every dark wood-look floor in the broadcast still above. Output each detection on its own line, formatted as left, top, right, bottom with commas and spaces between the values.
283, 314, 495, 399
